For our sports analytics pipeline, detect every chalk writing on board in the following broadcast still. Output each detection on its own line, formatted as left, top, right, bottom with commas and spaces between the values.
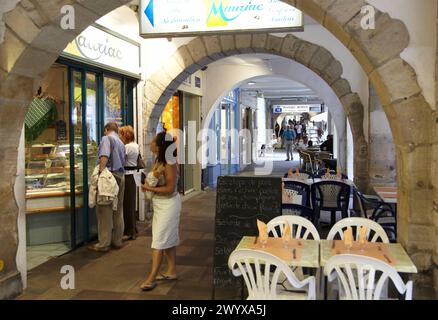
213, 176, 282, 293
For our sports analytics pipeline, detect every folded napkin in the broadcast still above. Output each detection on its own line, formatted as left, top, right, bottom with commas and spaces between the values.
359, 226, 368, 244
282, 223, 292, 241
295, 168, 300, 176
343, 227, 353, 247
288, 169, 293, 177
257, 219, 268, 241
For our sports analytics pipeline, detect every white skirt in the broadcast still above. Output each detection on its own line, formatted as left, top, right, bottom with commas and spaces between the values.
151, 193, 181, 250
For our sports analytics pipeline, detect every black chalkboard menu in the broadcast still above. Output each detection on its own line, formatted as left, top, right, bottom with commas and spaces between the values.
212, 176, 282, 296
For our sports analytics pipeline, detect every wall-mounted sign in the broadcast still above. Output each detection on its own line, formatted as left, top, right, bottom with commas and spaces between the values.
273, 104, 322, 114
182, 75, 192, 86
62, 24, 141, 77
140, 0, 304, 38
195, 76, 201, 88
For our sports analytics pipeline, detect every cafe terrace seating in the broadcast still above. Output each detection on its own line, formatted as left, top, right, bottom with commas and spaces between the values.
229, 217, 416, 300
282, 204, 316, 222
283, 180, 311, 207
352, 189, 397, 242
267, 215, 320, 241
311, 181, 351, 227
267, 216, 321, 291
298, 150, 315, 173
324, 255, 413, 300
228, 249, 316, 300
312, 169, 348, 180
324, 217, 389, 299
327, 218, 390, 244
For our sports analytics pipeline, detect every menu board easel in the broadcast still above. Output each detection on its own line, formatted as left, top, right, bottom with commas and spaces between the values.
212, 176, 282, 299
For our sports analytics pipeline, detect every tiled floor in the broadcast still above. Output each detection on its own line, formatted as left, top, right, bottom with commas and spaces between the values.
27, 243, 71, 271
18, 190, 222, 300
238, 150, 302, 177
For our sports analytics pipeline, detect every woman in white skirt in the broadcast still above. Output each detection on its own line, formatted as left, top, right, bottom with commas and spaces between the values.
140, 132, 181, 291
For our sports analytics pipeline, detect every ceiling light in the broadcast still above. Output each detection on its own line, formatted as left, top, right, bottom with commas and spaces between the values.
247, 82, 256, 86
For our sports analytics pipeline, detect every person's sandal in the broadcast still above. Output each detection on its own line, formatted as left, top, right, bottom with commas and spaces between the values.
156, 273, 178, 281
140, 282, 157, 291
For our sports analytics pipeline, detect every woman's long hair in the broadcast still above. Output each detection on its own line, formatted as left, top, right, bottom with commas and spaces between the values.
155, 131, 177, 165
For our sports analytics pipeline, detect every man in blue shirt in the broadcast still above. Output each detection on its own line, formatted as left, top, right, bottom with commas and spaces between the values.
282, 125, 296, 161
89, 122, 127, 252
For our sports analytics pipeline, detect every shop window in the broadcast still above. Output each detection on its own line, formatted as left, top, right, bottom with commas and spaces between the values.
104, 77, 122, 126
24, 62, 138, 269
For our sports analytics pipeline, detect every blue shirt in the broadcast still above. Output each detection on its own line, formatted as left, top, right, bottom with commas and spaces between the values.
283, 129, 296, 141
97, 132, 126, 173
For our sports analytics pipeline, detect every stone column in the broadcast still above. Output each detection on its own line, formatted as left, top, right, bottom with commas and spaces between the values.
368, 84, 397, 186
327, 110, 332, 135
433, 2, 438, 294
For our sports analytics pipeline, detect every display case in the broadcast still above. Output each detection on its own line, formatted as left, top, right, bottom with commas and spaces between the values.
25, 143, 83, 215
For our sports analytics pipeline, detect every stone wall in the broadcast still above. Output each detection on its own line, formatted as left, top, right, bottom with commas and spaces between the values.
368, 84, 396, 186
0, 0, 437, 298
0, 0, 21, 43
433, 2, 438, 294
0, 0, 132, 299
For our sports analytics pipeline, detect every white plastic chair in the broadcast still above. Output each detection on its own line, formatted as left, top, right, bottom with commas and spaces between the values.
324, 254, 413, 300
228, 249, 316, 300
267, 215, 320, 241
327, 217, 390, 243
324, 218, 390, 299
267, 215, 321, 293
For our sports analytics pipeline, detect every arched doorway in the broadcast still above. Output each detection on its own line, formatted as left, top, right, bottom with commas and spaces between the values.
0, 0, 435, 297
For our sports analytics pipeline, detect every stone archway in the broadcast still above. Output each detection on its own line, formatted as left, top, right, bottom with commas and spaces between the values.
198, 58, 355, 177
0, 0, 436, 297
141, 1, 436, 277
0, 0, 134, 299
144, 34, 369, 189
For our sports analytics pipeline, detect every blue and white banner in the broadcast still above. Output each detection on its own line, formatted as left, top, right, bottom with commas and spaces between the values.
273, 105, 322, 114
140, 0, 303, 38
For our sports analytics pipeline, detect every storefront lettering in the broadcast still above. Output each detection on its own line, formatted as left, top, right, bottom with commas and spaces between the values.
75, 35, 123, 61
207, 1, 265, 25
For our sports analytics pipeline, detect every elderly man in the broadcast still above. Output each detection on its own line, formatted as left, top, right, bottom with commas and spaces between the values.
88, 122, 126, 252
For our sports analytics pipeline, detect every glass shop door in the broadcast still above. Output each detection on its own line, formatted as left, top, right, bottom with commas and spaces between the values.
68, 66, 136, 248
69, 69, 99, 247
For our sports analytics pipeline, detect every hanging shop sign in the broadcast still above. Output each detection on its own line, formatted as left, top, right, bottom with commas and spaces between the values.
273, 104, 322, 114
62, 24, 141, 77
140, 0, 303, 38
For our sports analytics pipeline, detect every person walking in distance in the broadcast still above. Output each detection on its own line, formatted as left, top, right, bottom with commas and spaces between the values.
283, 125, 296, 161
88, 122, 126, 252
295, 122, 303, 141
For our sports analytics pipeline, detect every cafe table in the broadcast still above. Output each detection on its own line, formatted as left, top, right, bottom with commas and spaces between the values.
282, 178, 356, 207
235, 236, 320, 268
319, 240, 417, 299
320, 240, 417, 273
234, 236, 321, 298
374, 186, 398, 204
283, 177, 356, 188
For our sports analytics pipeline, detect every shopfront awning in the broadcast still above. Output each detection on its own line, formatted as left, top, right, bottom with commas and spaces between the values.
25, 98, 57, 142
